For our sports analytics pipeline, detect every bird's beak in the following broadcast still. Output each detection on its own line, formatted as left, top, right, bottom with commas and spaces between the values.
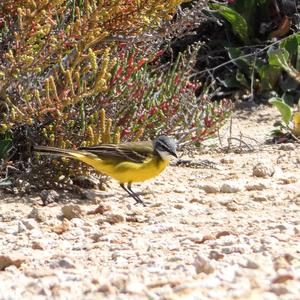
172, 152, 178, 158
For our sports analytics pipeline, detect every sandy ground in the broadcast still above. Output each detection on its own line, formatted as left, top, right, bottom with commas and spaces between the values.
0, 104, 300, 300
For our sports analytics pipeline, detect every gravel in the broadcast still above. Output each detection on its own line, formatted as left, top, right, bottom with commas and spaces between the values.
0, 105, 300, 299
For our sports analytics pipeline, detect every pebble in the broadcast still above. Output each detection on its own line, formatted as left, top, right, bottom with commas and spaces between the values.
174, 186, 186, 193
278, 143, 296, 151
272, 274, 294, 284
222, 245, 247, 254
253, 162, 274, 177
252, 195, 269, 202
22, 218, 39, 230
29, 229, 44, 238
72, 175, 99, 189
237, 257, 260, 269
185, 233, 214, 244
245, 182, 267, 191
40, 189, 60, 205
252, 192, 275, 202
216, 230, 236, 239
97, 283, 116, 294
28, 207, 47, 222
70, 218, 86, 228
104, 214, 125, 224
220, 181, 242, 193
0, 254, 26, 270
32, 240, 48, 250
272, 166, 284, 178
198, 183, 220, 193
18, 221, 27, 233
50, 219, 70, 234
220, 158, 234, 164
277, 176, 298, 185
50, 258, 76, 269
87, 203, 111, 215
125, 277, 146, 294
61, 204, 84, 220
270, 285, 290, 296
194, 254, 215, 274
209, 250, 224, 260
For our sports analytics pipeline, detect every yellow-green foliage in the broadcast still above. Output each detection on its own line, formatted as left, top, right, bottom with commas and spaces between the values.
0, 0, 189, 146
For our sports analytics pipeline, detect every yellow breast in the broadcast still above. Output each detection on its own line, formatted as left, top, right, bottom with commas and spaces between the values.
79, 155, 170, 183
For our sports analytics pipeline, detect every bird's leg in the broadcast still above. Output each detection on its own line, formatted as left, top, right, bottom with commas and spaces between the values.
120, 183, 145, 206
127, 182, 146, 206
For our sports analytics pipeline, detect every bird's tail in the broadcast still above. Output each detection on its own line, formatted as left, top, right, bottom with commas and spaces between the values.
33, 145, 100, 167
33, 145, 79, 158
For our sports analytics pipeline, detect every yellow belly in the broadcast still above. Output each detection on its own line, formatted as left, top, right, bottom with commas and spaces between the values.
71, 153, 170, 183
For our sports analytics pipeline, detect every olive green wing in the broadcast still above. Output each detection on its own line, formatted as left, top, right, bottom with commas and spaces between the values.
78, 141, 154, 163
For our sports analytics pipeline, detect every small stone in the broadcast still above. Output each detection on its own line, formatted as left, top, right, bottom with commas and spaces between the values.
126, 277, 146, 294
238, 257, 260, 269
28, 207, 47, 222
50, 219, 70, 234
270, 285, 289, 296
216, 230, 235, 239
61, 204, 84, 220
278, 176, 298, 185
220, 181, 242, 193
174, 204, 184, 209
40, 189, 60, 205
174, 186, 186, 193
22, 218, 39, 230
87, 203, 111, 215
209, 250, 224, 260
199, 183, 220, 193
29, 229, 44, 238
50, 258, 76, 269
98, 283, 115, 294
245, 183, 267, 191
32, 241, 47, 250
222, 246, 246, 254
220, 158, 234, 164
253, 162, 274, 177
18, 221, 27, 233
71, 218, 85, 227
272, 166, 284, 178
278, 143, 296, 151
252, 195, 268, 202
81, 190, 101, 201
105, 214, 125, 224
273, 255, 292, 271
272, 274, 294, 284
73, 175, 99, 189
194, 254, 214, 274
0, 254, 26, 270
221, 201, 240, 211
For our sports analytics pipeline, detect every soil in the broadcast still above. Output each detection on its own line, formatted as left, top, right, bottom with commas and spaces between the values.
1, 104, 300, 300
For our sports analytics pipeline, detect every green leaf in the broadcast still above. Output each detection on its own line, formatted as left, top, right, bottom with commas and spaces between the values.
229, 0, 257, 37
280, 33, 300, 57
268, 47, 300, 83
227, 47, 252, 77
268, 48, 290, 69
256, 63, 281, 91
269, 97, 292, 124
0, 139, 12, 159
209, 4, 249, 43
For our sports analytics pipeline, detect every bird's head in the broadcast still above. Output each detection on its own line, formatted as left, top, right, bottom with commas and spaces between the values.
153, 136, 177, 160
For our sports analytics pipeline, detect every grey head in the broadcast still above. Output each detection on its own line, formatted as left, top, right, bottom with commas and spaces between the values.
153, 135, 177, 160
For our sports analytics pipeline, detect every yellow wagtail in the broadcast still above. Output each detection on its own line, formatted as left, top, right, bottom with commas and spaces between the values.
34, 136, 177, 206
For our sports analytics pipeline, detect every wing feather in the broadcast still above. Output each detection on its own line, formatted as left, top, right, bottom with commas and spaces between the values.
78, 141, 153, 163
